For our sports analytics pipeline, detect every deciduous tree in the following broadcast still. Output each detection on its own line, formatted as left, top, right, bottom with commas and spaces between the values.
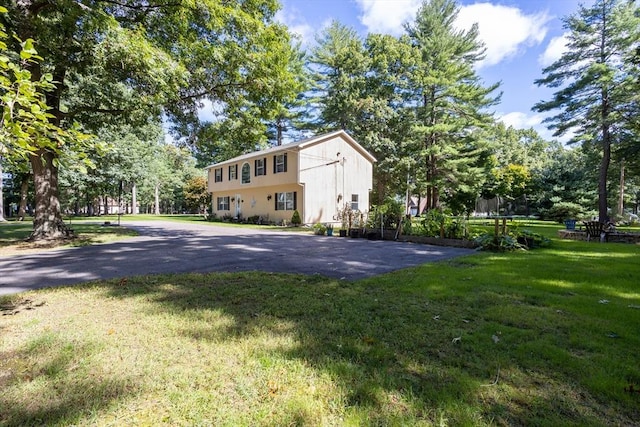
2, 0, 299, 239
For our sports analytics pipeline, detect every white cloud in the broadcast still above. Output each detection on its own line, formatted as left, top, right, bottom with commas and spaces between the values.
275, 8, 314, 45
355, 0, 422, 35
355, 1, 551, 68
456, 3, 551, 68
500, 111, 546, 130
539, 32, 569, 67
499, 111, 572, 143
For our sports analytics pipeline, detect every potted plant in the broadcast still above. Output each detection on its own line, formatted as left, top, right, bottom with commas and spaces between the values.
326, 223, 334, 236
349, 210, 362, 238
312, 223, 327, 235
337, 203, 351, 237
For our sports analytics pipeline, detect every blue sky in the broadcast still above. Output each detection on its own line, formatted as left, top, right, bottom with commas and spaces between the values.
276, 0, 585, 141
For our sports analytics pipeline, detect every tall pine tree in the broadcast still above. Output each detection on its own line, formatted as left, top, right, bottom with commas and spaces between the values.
534, 0, 640, 222
405, 0, 500, 212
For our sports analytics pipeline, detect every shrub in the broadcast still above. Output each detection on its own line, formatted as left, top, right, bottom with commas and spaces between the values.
516, 229, 551, 249
475, 233, 526, 252
312, 223, 326, 235
368, 198, 404, 230
415, 210, 468, 239
291, 210, 302, 226
475, 229, 550, 252
540, 201, 584, 223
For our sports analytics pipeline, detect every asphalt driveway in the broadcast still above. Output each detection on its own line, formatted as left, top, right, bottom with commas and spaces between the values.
0, 221, 475, 295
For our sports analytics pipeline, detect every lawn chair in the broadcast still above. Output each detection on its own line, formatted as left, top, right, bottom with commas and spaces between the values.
584, 221, 607, 242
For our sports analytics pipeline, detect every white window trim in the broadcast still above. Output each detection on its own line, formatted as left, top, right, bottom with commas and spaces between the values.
241, 163, 251, 184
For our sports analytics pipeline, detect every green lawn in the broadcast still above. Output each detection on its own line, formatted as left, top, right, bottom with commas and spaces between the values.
0, 221, 138, 255
1, 223, 639, 425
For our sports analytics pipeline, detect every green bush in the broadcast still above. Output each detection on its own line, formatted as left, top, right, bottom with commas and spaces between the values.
475, 229, 550, 252
312, 223, 326, 235
475, 233, 526, 252
415, 210, 468, 239
291, 210, 302, 226
367, 198, 404, 230
541, 201, 584, 223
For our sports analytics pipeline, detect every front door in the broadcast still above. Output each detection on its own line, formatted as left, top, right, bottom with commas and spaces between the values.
235, 194, 242, 218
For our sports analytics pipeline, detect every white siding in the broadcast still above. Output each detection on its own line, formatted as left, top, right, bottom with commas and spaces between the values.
298, 135, 373, 224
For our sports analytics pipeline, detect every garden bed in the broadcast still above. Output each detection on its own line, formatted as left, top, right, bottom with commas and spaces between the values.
379, 230, 479, 248
558, 229, 640, 243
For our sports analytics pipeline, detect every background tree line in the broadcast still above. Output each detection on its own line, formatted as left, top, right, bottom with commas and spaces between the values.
1, 0, 639, 239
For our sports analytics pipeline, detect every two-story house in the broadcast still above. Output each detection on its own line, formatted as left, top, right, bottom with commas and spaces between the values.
205, 130, 376, 225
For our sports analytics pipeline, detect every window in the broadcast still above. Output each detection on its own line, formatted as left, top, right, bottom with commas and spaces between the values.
351, 194, 359, 211
241, 163, 251, 184
228, 164, 237, 180
217, 196, 230, 211
275, 191, 296, 211
214, 168, 223, 183
255, 157, 266, 176
273, 153, 287, 173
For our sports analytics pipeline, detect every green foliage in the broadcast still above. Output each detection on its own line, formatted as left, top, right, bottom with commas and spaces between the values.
540, 201, 585, 223
291, 210, 301, 226
0, 14, 92, 164
474, 232, 525, 251
475, 227, 551, 251
367, 198, 404, 230
414, 209, 468, 239
183, 176, 209, 214
312, 223, 327, 235
406, 0, 500, 210
2, 0, 300, 238
534, 0, 640, 221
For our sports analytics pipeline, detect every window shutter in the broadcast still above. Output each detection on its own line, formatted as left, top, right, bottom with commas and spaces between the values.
284, 153, 288, 172
254, 159, 258, 176
293, 191, 297, 210
228, 166, 231, 180
264, 157, 267, 175
274, 193, 278, 211
273, 155, 276, 173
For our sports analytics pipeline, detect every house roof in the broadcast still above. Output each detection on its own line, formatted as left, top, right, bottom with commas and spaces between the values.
204, 130, 376, 169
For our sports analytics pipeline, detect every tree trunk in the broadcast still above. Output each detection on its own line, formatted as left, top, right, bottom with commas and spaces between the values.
18, 174, 30, 220
617, 159, 624, 219
29, 150, 73, 240
598, 87, 611, 223
0, 160, 5, 222
154, 184, 160, 215
131, 182, 138, 215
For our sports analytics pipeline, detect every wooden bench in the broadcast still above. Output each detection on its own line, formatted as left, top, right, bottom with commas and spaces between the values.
584, 221, 607, 242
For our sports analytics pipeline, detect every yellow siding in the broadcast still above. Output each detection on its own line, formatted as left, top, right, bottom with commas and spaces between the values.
207, 153, 299, 193
212, 184, 303, 223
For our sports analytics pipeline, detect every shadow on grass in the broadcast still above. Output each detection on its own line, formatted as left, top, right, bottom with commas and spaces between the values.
0, 332, 137, 427
98, 249, 640, 425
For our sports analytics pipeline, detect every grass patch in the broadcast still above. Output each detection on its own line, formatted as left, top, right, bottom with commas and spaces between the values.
68, 214, 311, 232
1, 233, 639, 425
0, 222, 138, 256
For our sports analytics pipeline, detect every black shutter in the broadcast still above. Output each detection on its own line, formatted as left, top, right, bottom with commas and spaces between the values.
284, 153, 288, 172
293, 191, 297, 210
273, 155, 276, 173
228, 166, 231, 180
254, 159, 258, 176
263, 157, 267, 175
274, 193, 278, 211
